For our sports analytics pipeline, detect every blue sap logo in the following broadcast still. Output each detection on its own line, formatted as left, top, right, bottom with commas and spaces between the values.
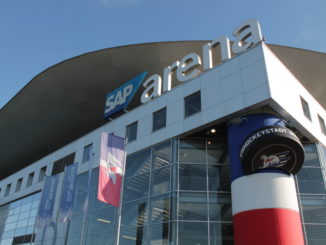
104, 72, 147, 118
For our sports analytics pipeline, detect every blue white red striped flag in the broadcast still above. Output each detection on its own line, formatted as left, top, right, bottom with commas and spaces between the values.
98, 133, 126, 207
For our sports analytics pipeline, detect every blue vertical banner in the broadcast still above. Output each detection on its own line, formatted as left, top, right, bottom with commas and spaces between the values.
36, 175, 59, 228
59, 163, 78, 222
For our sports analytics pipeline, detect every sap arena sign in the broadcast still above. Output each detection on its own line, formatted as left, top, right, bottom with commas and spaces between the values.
104, 72, 147, 118
140, 19, 263, 103
104, 19, 263, 118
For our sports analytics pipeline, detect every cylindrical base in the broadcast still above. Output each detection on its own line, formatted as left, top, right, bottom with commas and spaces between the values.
234, 208, 304, 245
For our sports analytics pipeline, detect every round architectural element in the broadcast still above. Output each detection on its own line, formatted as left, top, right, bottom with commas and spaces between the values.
240, 126, 305, 175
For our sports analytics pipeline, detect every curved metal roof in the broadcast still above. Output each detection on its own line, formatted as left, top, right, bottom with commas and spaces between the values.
0, 41, 325, 179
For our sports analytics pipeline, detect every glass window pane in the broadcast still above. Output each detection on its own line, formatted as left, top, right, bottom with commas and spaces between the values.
18, 211, 30, 220
207, 141, 228, 164
6, 215, 18, 224
92, 168, 99, 190
305, 224, 326, 245
301, 195, 326, 224
179, 164, 207, 191
178, 222, 208, 245
179, 139, 206, 163
120, 226, 147, 245
318, 115, 326, 135
152, 141, 171, 169
126, 121, 138, 143
86, 231, 114, 245
210, 222, 234, 245
26, 172, 34, 187
153, 108, 166, 132
82, 144, 93, 163
151, 167, 170, 195
121, 199, 148, 228
66, 235, 83, 245
52, 153, 75, 175
67, 214, 84, 237
5, 184, 11, 197
297, 168, 326, 194
15, 178, 23, 192
149, 222, 169, 245
125, 149, 151, 178
303, 144, 320, 167
30, 208, 38, 217
150, 194, 170, 224
14, 227, 26, 236
28, 216, 36, 226
10, 199, 22, 208
20, 203, 32, 212
72, 192, 87, 214
4, 222, 16, 231
209, 194, 232, 222
87, 207, 116, 233
208, 165, 231, 192
301, 97, 312, 120
179, 192, 207, 221
38, 166, 47, 182
16, 218, 28, 228
123, 173, 150, 202
75, 172, 89, 193
184, 91, 201, 117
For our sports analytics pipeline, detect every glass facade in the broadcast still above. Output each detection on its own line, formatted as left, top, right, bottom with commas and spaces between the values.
1, 139, 326, 244
296, 144, 326, 245
0, 192, 41, 244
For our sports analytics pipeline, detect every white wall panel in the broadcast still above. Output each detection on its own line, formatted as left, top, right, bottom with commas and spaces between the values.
220, 57, 241, 79
221, 73, 243, 101
241, 61, 268, 92
263, 44, 326, 146
201, 80, 223, 111
166, 99, 183, 126
244, 84, 270, 108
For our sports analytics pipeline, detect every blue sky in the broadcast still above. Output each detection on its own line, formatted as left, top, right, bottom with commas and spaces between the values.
0, 0, 325, 109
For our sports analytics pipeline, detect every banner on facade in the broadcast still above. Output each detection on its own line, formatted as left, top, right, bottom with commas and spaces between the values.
58, 163, 78, 222
36, 175, 59, 227
98, 133, 126, 207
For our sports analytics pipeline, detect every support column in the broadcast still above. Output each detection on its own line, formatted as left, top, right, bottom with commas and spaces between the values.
227, 114, 305, 245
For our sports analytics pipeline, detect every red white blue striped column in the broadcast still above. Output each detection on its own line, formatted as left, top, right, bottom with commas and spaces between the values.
227, 114, 305, 245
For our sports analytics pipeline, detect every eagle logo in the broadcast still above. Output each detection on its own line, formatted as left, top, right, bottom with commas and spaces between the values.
259, 151, 290, 169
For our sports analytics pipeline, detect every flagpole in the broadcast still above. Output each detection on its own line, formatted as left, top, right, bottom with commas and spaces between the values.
114, 137, 128, 245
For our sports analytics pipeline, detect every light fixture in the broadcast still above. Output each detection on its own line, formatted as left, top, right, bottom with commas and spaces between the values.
123, 236, 137, 240
97, 218, 111, 224
210, 128, 217, 133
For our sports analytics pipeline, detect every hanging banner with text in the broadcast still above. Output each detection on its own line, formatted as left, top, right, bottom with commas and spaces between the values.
58, 163, 78, 222
36, 175, 59, 228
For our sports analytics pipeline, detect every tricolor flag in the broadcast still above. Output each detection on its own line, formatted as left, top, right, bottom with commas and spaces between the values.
98, 133, 126, 207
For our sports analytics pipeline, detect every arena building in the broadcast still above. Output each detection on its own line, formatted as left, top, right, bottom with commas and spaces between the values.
0, 20, 326, 245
